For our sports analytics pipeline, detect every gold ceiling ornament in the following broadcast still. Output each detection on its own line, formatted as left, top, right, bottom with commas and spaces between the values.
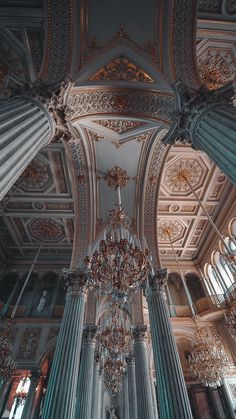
198, 49, 234, 91
158, 220, 182, 241
188, 327, 229, 387
225, 308, 236, 340
90, 56, 154, 83
104, 166, 130, 190
85, 205, 150, 299
103, 356, 125, 395
100, 307, 131, 356
0, 320, 15, 380
93, 119, 146, 134
165, 159, 202, 192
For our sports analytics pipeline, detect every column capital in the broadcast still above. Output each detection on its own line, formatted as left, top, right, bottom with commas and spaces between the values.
62, 268, 91, 299
162, 80, 234, 146
82, 326, 97, 344
125, 353, 135, 366
132, 326, 147, 344
148, 268, 168, 297
10, 80, 71, 143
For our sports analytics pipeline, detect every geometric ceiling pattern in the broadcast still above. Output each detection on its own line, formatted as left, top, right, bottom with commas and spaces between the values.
0, 144, 74, 264
157, 143, 235, 262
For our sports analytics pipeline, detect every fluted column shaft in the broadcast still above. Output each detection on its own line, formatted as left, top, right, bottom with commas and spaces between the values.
0, 96, 53, 200
21, 372, 38, 419
91, 357, 100, 419
126, 355, 138, 419
31, 375, 44, 419
147, 269, 193, 419
164, 81, 236, 185
133, 326, 154, 419
75, 326, 97, 419
123, 371, 129, 419
97, 370, 103, 419
42, 270, 89, 419
0, 379, 12, 417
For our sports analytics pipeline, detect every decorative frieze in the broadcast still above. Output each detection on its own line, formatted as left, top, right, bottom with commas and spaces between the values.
132, 326, 147, 344
17, 328, 41, 360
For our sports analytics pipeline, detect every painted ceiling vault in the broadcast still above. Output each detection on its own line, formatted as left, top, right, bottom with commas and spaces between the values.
0, 0, 236, 272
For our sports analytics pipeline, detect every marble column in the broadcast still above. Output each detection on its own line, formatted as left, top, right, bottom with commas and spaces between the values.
163, 81, 236, 185
123, 371, 129, 419
91, 354, 100, 419
21, 372, 39, 419
75, 326, 97, 419
150, 374, 159, 419
42, 269, 89, 419
126, 354, 138, 419
97, 369, 103, 419
0, 96, 53, 200
146, 269, 193, 419
133, 326, 154, 419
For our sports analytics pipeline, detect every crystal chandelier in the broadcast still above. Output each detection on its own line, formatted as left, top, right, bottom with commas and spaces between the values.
103, 356, 124, 395
188, 328, 229, 387
101, 308, 131, 356
85, 205, 149, 298
0, 320, 15, 380
225, 308, 236, 340
14, 377, 28, 405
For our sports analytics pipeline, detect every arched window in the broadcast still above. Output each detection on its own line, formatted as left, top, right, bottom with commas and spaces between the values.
229, 218, 236, 240
205, 263, 224, 295
213, 251, 234, 291
9, 376, 31, 419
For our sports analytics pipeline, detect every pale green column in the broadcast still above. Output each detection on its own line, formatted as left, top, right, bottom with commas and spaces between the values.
42, 269, 89, 419
133, 326, 155, 419
75, 326, 97, 419
163, 81, 236, 185
21, 372, 39, 419
123, 371, 129, 419
0, 96, 53, 200
91, 354, 100, 419
126, 354, 138, 419
147, 269, 193, 419
0, 379, 12, 417
97, 369, 103, 419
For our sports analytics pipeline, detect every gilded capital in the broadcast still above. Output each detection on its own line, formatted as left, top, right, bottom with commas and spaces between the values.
62, 268, 90, 299
132, 326, 147, 343
82, 326, 97, 344
148, 268, 168, 297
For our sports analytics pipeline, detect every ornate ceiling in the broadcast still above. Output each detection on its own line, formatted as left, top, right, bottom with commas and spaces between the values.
0, 0, 235, 272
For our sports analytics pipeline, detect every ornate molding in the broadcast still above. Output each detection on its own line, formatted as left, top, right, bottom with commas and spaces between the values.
90, 56, 154, 83
125, 354, 135, 365
169, 0, 201, 88
68, 88, 175, 123
93, 119, 146, 134
39, 0, 73, 85
104, 166, 130, 189
143, 129, 169, 268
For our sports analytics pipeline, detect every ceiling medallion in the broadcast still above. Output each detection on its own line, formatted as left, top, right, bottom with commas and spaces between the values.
93, 119, 146, 134
30, 219, 63, 241
198, 49, 234, 90
104, 166, 130, 190
158, 219, 183, 241
165, 159, 202, 192
90, 56, 154, 83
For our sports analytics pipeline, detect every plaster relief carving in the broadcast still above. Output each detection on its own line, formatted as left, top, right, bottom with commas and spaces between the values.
90, 56, 154, 83
17, 328, 41, 359
93, 119, 146, 134
198, 49, 235, 90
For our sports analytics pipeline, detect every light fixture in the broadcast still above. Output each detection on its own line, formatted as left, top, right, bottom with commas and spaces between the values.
225, 308, 236, 340
100, 307, 131, 356
188, 327, 229, 387
85, 205, 150, 299
103, 356, 125, 395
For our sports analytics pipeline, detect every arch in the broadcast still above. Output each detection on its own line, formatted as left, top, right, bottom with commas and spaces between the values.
212, 250, 234, 290
229, 218, 236, 241
185, 272, 206, 302
168, 271, 188, 305
204, 263, 224, 295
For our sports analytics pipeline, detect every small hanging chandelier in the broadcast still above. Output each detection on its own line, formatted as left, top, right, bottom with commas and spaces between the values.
85, 205, 149, 298
103, 356, 124, 395
101, 307, 131, 356
225, 308, 236, 340
0, 320, 15, 380
188, 328, 229, 387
